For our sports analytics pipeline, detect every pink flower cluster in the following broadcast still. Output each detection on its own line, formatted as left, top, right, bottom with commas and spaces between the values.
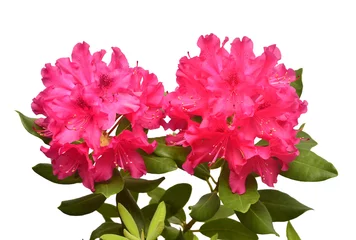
32, 42, 165, 190
165, 34, 307, 193
32, 34, 307, 194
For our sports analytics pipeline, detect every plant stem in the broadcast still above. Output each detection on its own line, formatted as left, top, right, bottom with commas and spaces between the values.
210, 175, 218, 185
206, 179, 214, 192
183, 219, 197, 232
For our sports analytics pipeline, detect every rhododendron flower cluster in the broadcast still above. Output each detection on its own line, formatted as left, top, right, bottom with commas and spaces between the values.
165, 34, 307, 194
32, 42, 165, 190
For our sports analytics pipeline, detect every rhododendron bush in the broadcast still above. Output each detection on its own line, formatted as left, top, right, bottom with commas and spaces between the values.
18, 34, 337, 240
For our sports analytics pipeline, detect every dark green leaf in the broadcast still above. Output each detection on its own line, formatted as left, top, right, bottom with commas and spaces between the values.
58, 193, 106, 216
130, 191, 139, 202
32, 163, 82, 184
89, 222, 122, 240
147, 187, 165, 204
124, 177, 164, 192
141, 152, 177, 174
116, 189, 145, 234
16, 110, 51, 144
287, 221, 301, 240
97, 203, 120, 222
200, 218, 258, 240
209, 158, 224, 169
162, 226, 180, 240
190, 192, 220, 221
291, 68, 303, 97
116, 116, 132, 135
259, 189, 312, 222
236, 201, 278, 235
296, 131, 317, 150
160, 183, 192, 216
208, 205, 235, 222
95, 170, 124, 198
175, 231, 185, 240
150, 138, 210, 180
219, 166, 259, 213
168, 209, 186, 225
281, 149, 338, 181
184, 231, 199, 240
255, 139, 269, 146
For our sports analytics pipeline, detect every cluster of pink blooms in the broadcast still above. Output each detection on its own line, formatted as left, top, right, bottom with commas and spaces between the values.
165, 34, 307, 193
32, 42, 164, 190
32, 34, 307, 194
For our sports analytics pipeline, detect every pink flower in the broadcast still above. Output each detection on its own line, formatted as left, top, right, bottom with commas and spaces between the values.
41, 142, 94, 191
93, 128, 157, 182
166, 34, 307, 193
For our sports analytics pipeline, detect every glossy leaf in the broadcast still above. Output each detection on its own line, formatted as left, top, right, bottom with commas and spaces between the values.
97, 203, 120, 222
116, 116, 132, 135
123, 229, 140, 240
89, 222, 122, 240
291, 68, 303, 97
147, 187, 165, 204
281, 149, 338, 181
32, 163, 82, 184
116, 189, 145, 234
259, 189, 312, 222
118, 203, 140, 238
58, 193, 106, 216
236, 201, 278, 235
160, 183, 192, 216
190, 192, 220, 221
219, 166, 259, 213
200, 218, 258, 240
124, 177, 164, 192
150, 137, 210, 180
16, 110, 51, 144
168, 209, 186, 225
208, 205, 235, 222
287, 221, 301, 240
162, 226, 180, 239
95, 170, 124, 198
296, 130, 317, 150
141, 152, 177, 174
147, 202, 166, 240
100, 234, 128, 240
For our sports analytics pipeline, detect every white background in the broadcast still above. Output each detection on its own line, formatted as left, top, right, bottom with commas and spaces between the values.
0, 0, 354, 239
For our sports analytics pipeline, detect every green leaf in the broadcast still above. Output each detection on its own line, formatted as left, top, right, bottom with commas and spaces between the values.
123, 229, 140, 240
190, 192, 220, 221
97, 203, 120, 222
208, 205, 235, 222
236, 201, 278, 235
147, 202, 166, 240
89, 222, 122, 240
291, 68, 303, 97
210, 234, 218, 240
16, 110, 51, 144
95, 170, 124, 198
200, 218, 258, 240
219, 166, 259, 213
287, 221, 301, 240
296, 130, 317, 150
124, 177, 164, 192
32, 163, 82, 184
259, 189, 312, 222
162, 226, 180, 239
116, 116, 132, 135
130, 191, 139, 202
184, 231, 199, 240
58, 193, 106, 216
147, 187, 165, 204
255, 139, 269, 146
141, 152, 177, 174
118, 203, 140, 238
150, 137, 210, 180
116, 189, 146, 234
160, 183, 192, 216
100, 234, 128, 240
281, 149, 338, 181
168, 209, 186, 225
209, 158, 225, 169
